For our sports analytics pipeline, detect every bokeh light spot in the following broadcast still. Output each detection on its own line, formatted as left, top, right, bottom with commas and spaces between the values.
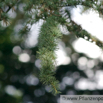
19, 53, 30, 62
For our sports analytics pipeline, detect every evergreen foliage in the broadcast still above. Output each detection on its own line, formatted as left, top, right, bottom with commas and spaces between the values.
38, 17, 62, 95
0, 0, 103, 95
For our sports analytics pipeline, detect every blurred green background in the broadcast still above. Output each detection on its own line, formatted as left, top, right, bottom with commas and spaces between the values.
1, 1, 103, 103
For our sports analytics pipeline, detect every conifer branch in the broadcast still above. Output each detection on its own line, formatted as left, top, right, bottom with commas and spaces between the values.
1, 0, 103, 96
38, 17, 62, 95
65, 20, 103, 48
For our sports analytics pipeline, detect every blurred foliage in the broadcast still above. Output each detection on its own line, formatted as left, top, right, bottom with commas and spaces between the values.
0, 0, 103, 102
